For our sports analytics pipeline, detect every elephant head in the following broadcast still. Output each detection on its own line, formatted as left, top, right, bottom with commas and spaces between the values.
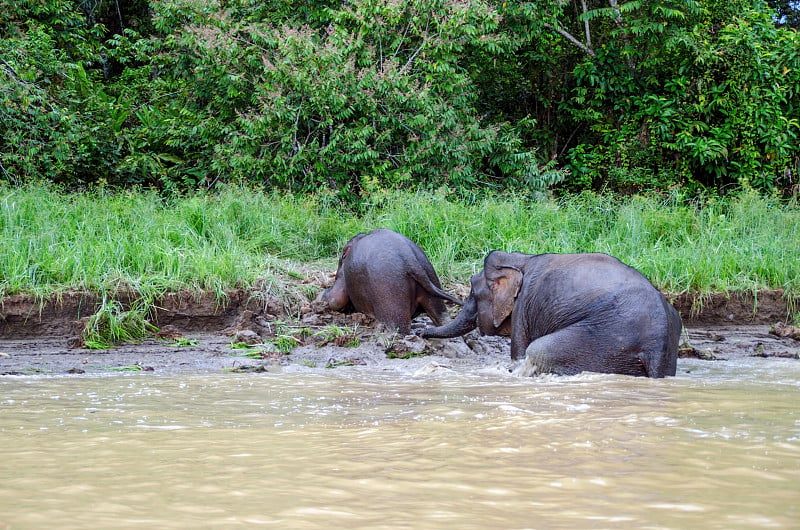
480, 251, 526, 334
420, 251, 520, 339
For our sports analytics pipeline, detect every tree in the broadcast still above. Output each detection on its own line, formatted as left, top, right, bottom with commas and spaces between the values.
0, 0, 121, 185
1, 0, 797, 196
504, 0, 800, 193
108, 0, 563, 197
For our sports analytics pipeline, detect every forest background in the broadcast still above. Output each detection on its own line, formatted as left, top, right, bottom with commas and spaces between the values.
2, 0, 799, 199
1, 1, 800, 321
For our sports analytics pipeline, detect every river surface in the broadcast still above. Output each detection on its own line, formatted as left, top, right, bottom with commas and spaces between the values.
1, 357, 799, 529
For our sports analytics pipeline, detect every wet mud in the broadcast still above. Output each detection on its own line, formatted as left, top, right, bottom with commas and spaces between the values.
1, 283, 798, 376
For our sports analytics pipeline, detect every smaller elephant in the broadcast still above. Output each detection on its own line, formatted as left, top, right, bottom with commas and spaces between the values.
316, 229, 462, 335
419, 251, 681, 378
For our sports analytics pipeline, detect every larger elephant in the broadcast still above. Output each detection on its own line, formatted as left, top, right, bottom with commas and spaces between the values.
419, 251, 681, 377
317, 229, 462, 335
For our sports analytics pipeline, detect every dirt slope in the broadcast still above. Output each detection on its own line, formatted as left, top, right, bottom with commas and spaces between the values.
1, 282, 798, 376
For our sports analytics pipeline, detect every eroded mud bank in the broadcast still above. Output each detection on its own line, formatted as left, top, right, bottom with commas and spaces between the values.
1, 286, 798, 376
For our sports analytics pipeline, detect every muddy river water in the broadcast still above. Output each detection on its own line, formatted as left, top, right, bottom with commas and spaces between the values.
1, 352, 799, 529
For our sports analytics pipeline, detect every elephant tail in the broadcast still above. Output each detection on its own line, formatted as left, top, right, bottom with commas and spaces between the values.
427, 284, 464, 306
410, 270, 463, 306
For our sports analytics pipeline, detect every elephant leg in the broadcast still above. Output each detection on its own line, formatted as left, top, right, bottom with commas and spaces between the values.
514, 329, 583, 377
372, 302, 413, 335
514, 325, 649, 377
318, 281, 349, 311
417, 296, 449, 326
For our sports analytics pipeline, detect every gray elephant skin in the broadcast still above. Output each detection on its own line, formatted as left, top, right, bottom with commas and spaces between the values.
317, 229, 462, 335
419, 251, 682, 377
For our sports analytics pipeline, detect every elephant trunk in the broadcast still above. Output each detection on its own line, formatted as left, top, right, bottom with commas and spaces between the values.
419, 295, 478, 339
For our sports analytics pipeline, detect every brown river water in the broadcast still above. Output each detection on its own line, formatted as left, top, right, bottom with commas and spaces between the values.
1, 355, 799, 529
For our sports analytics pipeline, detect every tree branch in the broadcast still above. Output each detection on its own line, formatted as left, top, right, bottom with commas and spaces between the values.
398, 15, 431, 75
607, 0, 636, 71
581, 0, 591, 48
608, 0, 624, 25
0, 58, 59, 113
543, 22, 596, 57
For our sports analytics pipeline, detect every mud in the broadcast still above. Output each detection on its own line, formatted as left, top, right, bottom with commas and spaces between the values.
1, 279, 799, 376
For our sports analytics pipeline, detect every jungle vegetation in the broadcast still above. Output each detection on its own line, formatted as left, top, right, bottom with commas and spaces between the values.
2, 0, 799, 201
2, 2, 800, 305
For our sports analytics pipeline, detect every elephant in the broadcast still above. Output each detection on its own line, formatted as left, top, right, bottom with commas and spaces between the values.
316, 229, 463, 335
419, 251, 681, 378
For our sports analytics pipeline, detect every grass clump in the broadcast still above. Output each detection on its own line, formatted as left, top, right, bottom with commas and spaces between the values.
82, 297, 158, 350
313, 325, 361, 348
108, 365, 152, 372
226, 349, 268, 359
269, 334, 304, 353
386, 350, 430, 359
170, 337, 199, 347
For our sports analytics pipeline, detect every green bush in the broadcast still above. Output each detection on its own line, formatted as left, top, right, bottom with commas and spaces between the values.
1, 0, 798, 197
560, 0, 800, 193
138, 0, 561, 199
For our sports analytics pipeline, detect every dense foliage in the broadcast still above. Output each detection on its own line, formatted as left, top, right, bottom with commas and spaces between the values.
1, 0, 798, 199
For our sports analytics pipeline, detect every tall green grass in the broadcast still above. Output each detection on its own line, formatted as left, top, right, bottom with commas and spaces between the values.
0, 184, 350, 298
1, 183, 798, 298
360, 190, 800, 296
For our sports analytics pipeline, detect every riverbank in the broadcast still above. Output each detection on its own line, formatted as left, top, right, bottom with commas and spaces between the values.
1, 324, 798, 377
1, 286, 794, 338
3, 185, 799, 376
1, 278, 798, 376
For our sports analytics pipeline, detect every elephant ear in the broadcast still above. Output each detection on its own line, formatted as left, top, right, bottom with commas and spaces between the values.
489, 266, 523, 329
338, 233, 365, 265
337, 244, 353, 267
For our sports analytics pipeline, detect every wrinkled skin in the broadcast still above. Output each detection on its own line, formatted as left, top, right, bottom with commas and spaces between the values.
317, 229, 462, 335
420, 251, 681, 378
